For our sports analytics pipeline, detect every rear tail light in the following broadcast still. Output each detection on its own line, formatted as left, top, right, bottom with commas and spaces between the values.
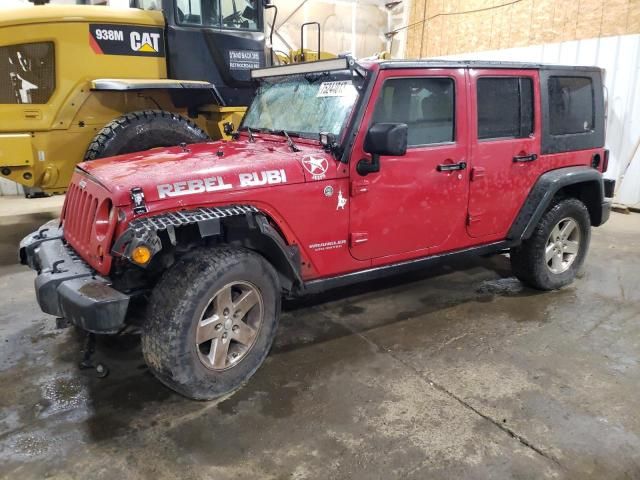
602, 149, 609, 173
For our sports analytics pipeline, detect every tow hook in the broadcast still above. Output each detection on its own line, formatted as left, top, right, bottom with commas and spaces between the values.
78, 333, 109, 379
34, 228, 49, 240
51, 260, 67, 274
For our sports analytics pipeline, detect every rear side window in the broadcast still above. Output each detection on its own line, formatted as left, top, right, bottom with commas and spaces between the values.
477, 77, 533, 140
548, 76, 594, 135
372, 77, 454, 147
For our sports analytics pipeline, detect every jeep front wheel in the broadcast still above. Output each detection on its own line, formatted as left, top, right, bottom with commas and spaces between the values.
510, 198, 591, 290
141, 247, 280, 400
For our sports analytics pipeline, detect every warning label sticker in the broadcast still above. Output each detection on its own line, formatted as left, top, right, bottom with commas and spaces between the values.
229, 50, 262, 70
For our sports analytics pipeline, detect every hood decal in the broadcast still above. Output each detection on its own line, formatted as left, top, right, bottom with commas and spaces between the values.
157, 169, 287, 199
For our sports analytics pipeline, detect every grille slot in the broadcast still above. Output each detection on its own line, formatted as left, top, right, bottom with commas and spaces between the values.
62, 174, 115, 275
63, 183, 96, 246
0, 42, 55, 104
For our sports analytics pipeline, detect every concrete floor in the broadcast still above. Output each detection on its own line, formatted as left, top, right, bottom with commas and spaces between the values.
1, 201, 639, 479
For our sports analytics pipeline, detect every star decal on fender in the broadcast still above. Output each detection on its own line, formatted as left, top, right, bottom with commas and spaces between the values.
301, 155, 329, 180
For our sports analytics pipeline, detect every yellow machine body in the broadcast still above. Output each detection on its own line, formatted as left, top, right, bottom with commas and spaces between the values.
0, 6, 244, 194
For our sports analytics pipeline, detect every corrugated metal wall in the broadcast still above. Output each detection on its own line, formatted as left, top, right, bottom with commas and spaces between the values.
442, 34, 640, 208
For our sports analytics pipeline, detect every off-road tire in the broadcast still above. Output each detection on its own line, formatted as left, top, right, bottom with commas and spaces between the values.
141, 247, 281, 400
84, 110, 210, 160
510, 198, 591, 290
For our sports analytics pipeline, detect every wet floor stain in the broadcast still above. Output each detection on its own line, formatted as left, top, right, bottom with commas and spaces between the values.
1, 213, 640, 478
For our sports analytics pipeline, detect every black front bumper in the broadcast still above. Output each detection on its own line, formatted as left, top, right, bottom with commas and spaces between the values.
20, 220, 130, 334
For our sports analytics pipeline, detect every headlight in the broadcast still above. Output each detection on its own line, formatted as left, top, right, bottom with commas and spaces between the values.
94, 199, 113, 240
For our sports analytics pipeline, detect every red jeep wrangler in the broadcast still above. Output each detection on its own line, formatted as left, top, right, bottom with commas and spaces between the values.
20, 58, 613, 399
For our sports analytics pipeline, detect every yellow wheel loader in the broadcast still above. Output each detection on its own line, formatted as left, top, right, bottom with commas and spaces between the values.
0, 0, 273, 195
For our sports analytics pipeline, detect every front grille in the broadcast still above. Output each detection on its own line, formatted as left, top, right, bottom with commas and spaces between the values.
62, 173, 115, 275
63, 182, 99, 247
0, 42, 55, 104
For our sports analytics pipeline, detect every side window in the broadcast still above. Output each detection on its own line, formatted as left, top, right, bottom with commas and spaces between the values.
220, 0, 259, 30
477, 77, 533, 140
137, 0, 161, 10
548, 76, 594, 135
372, 77, 455, 147
175, 0, 207, 25
175, 0, 258, 29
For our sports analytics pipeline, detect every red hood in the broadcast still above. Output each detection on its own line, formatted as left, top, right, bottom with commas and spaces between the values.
78, 138, 336, 207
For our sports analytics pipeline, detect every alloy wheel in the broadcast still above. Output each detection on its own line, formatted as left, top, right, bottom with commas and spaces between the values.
545, 217, 581, 274
195, 281, 264, 370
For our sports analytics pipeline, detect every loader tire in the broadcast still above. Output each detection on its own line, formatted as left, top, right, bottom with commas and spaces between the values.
84, 110, 209, 160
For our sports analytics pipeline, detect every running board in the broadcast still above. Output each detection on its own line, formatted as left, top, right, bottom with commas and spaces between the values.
302, 241, 511, 295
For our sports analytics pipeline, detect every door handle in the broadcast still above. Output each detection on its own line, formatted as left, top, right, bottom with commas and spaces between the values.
513, 153, 538, 163
437, 161, 467, 172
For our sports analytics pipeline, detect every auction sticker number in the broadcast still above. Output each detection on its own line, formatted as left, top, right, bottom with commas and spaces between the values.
317, 81, 355, 97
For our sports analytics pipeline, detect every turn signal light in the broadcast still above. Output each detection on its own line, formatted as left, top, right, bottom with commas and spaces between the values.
131, 245, 152, 265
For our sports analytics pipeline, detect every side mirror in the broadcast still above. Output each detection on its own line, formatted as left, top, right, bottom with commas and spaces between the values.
357, 122, 408, 175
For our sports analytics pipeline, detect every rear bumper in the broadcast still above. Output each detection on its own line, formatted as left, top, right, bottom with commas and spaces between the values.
600, 200, 611, 225
604, 178, 616, 198
19, 220, 129, 334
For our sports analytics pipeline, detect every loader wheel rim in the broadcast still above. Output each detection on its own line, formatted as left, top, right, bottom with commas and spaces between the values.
195, 281, 264, 371
545, 217, 581, 274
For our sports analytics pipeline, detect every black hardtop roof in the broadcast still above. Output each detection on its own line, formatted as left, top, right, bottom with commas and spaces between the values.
377, 59, 602, 72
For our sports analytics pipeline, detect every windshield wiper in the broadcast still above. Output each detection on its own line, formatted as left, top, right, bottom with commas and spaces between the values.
281, 130, 300, 152
246, 126, 255, 143
238, 126, 255, 142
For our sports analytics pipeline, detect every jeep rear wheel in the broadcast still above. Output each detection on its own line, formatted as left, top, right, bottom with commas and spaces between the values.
510, 198, 591, 290
141, 247, 280, 400
84, 110, 210, 161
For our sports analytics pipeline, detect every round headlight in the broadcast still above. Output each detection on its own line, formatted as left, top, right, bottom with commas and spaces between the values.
131, 245, 152, 265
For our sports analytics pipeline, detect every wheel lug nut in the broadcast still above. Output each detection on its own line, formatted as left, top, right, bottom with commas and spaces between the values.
232, 325, 239, 332
215, 323, 222, 330
223, 308, 230, 317
232, 352, 238, 358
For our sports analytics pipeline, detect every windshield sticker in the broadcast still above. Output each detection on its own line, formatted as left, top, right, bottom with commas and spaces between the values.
157, 169, 286, 199
316, 81, 355, 97
336, 189, 347, 210
301, 155, 329, 180
308, 239, 347, 252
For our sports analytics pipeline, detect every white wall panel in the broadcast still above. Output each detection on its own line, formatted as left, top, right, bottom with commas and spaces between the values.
0, 178, 23, 196
441, 34, 640, 207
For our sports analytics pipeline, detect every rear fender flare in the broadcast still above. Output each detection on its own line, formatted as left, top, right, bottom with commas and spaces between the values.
508, 166, 604, 242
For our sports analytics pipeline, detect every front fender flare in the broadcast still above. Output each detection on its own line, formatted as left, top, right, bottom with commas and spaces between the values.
111, 205, 303, 292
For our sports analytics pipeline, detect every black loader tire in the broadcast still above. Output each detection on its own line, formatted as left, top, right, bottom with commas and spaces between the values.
141, 247, 281, 400
510, 198, 591, 291
84, 110, 210, 160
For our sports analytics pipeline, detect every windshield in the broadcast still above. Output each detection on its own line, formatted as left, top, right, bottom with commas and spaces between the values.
241, 71, 360, 139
